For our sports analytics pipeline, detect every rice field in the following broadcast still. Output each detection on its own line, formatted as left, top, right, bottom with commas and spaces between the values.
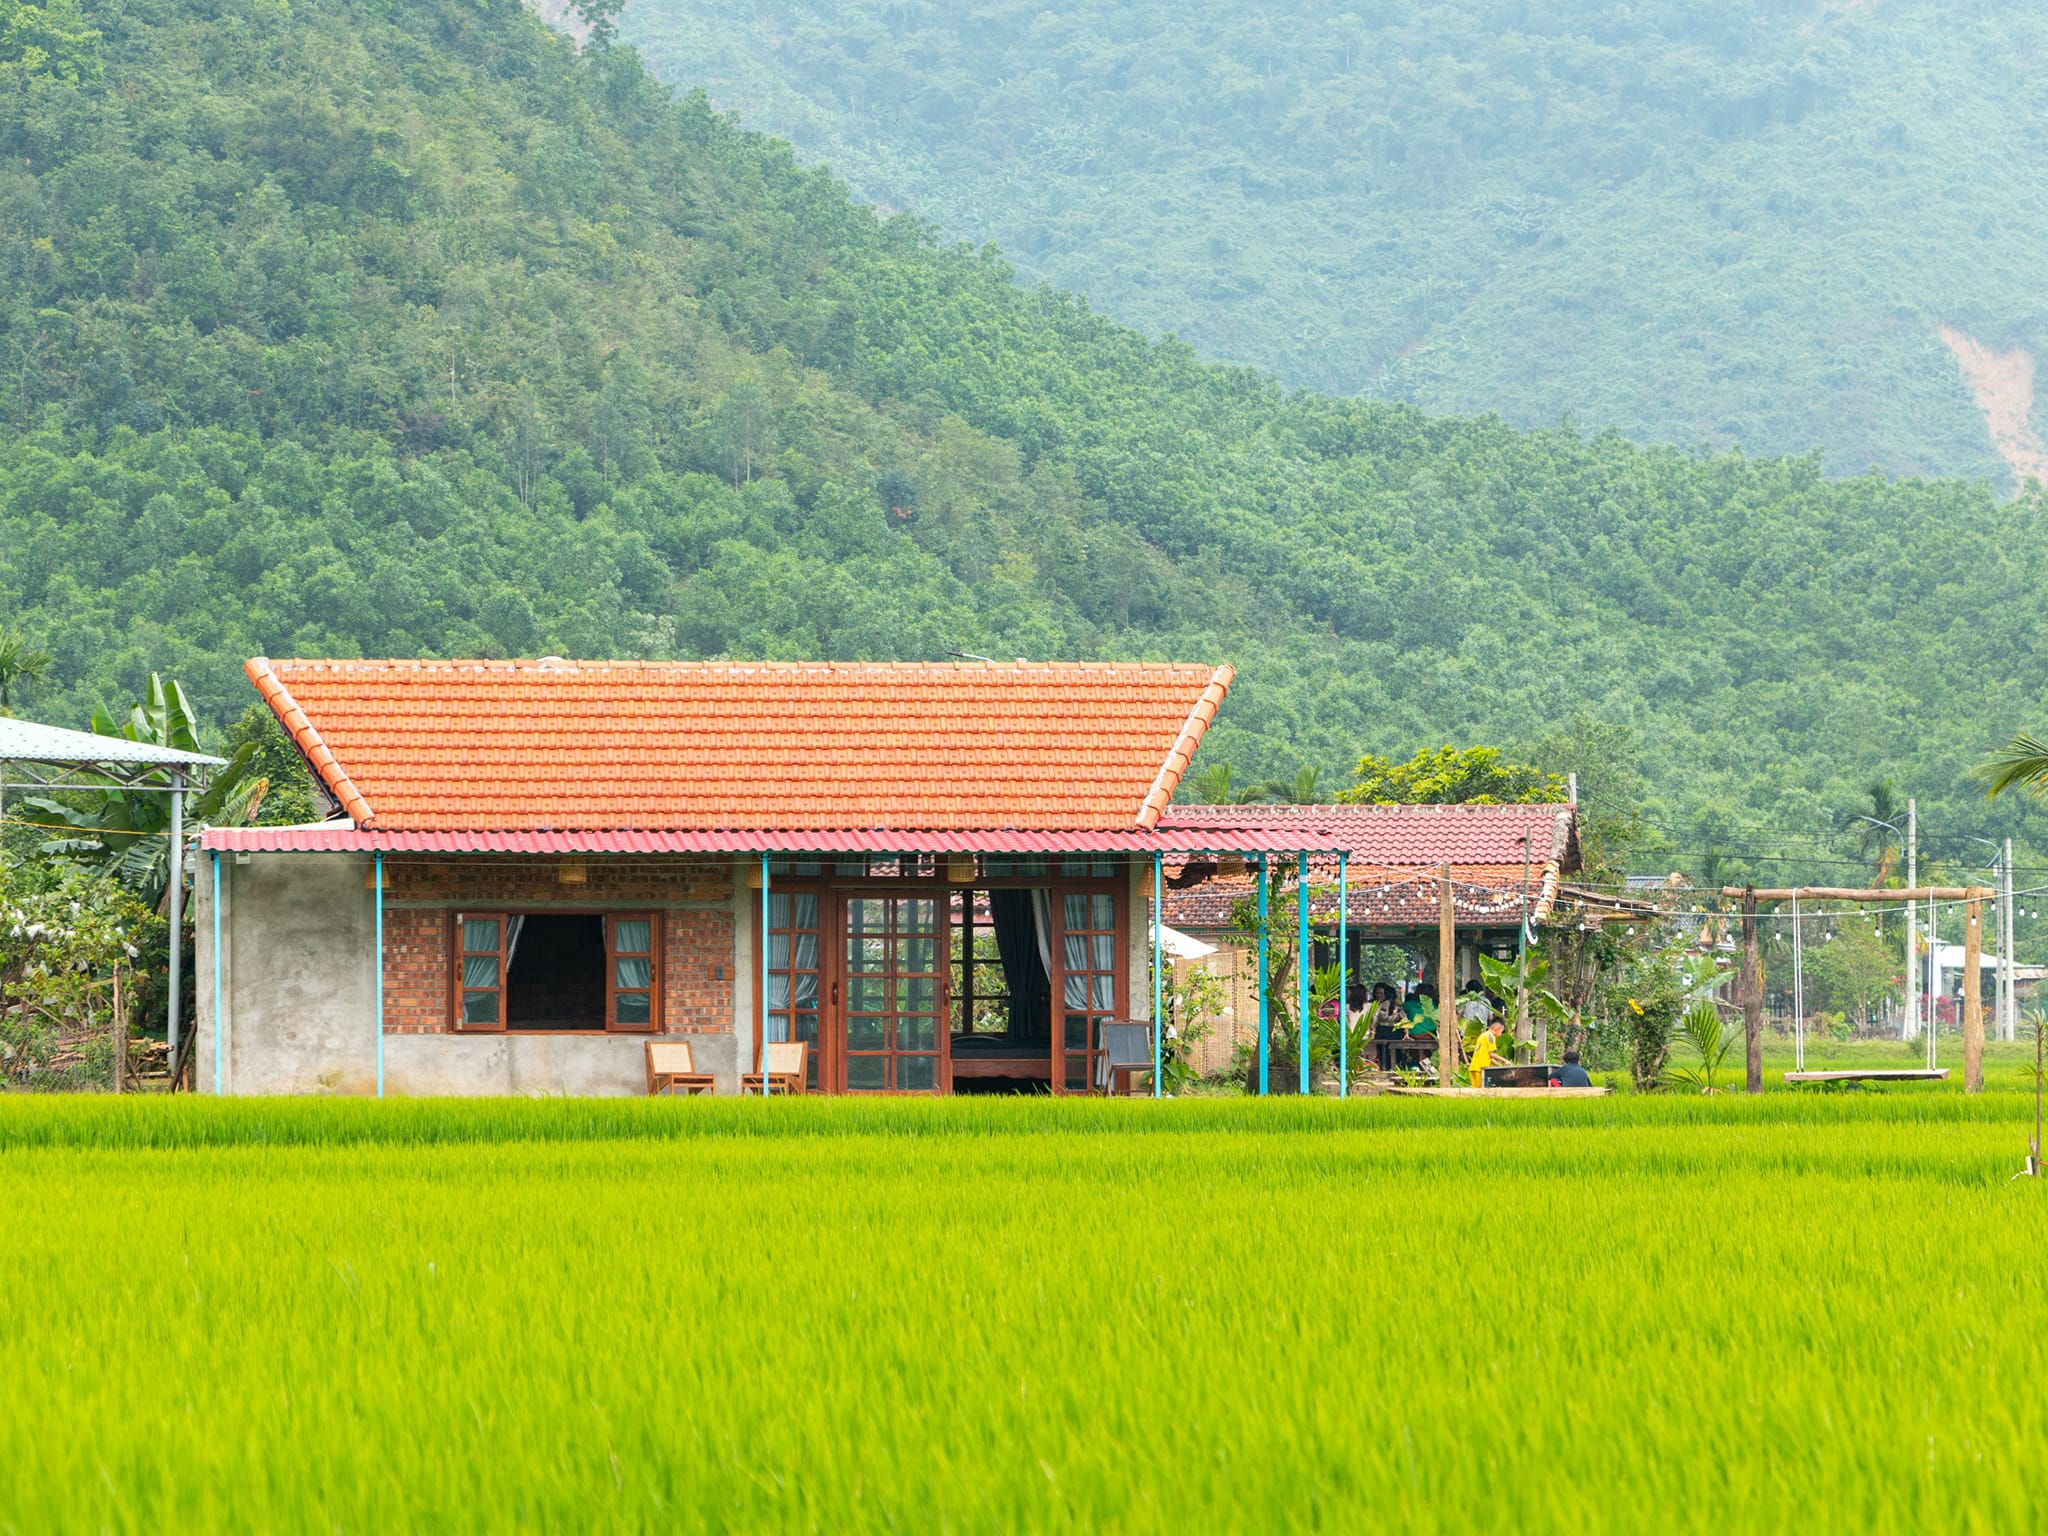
2, 1090, 2044, 1533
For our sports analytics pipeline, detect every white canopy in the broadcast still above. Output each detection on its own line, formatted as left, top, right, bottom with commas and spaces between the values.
0, 717, 223, 782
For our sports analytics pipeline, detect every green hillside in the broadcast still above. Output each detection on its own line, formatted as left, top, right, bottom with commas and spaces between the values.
621, 0, 2048, 484
1, 0, 2045, 874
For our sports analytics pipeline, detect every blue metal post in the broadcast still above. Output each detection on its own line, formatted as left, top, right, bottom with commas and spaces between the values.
1257, 854, 1270, 1096
374, 850, 384, 1099
1338, 852, 1349, 1100
1298, 851, 1311, 1096
211, 851, 222, 1096
760, 853, 772, 1095
1152, 852, 1164, 1098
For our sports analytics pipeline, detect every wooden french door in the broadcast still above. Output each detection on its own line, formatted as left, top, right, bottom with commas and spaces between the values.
1056, 889, 1121, 1092
840, 893, 949, 1092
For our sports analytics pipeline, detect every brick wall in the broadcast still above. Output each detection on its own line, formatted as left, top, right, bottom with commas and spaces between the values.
380, 858, 736, 1035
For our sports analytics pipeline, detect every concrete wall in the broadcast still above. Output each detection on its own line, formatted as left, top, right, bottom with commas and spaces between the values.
197, 852, 380, 1095
384, 1029, 739, 1095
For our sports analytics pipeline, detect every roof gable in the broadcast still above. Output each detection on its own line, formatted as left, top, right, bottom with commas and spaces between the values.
248, 658, 1232, 834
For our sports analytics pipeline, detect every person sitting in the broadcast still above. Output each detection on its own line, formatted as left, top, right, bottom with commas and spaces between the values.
1363, 983, 1404, 1068
1549, 1049, 1593, 1088
1456, 979, 1494, 1027
1406, 984, 1439, 1042
1467, 1017, 1508, 1087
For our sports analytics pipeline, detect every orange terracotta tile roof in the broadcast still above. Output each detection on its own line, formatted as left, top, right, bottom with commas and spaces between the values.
247, 658, 1234, 834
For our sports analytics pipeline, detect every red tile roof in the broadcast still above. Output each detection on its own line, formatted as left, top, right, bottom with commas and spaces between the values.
1158, 802, 1577, 867
1154, 805, 1576, 933
246, 658, 1233, 834
1162, 859, 1556, 932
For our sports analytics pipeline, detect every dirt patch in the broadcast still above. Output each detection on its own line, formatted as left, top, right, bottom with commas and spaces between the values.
1940, 324, 2048, 487
527, 1, 592, 43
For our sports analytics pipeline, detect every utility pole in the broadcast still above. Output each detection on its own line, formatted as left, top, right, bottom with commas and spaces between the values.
2003, 838, 2015, 1043
1905, 799, 1918, 1041
1741, 889, 1762, 1094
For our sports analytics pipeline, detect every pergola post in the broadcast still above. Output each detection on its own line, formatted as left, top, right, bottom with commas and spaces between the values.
1256, 854, 1270, 1096
1297, 852, 1311, 1096
374, 850, 385, 1099
1336, 853, 1349, 1099
1964, 892, 1984, 1093
1152, 852, 1163, 1099
1437, 866, 1456, 1088
166, 773, 185, 1078
212, 851, 223, 1096
760, 852, 772, 1096
1741, 890, 1761, 1094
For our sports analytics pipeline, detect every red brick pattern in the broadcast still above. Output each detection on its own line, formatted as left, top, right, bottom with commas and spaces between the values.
246, 658, 1234, 832
378, 857, 736, 1035
383, 907, 449, 1034
383, 857, 732, 905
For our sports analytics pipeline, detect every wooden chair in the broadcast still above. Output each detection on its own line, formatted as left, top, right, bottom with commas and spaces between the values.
1094, 1023, 1157, 1096
741, 1040, 808, 1095
646, 1040, 717, 1096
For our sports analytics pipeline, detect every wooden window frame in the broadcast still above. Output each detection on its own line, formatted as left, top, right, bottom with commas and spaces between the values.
448, 909, 662, 1034
605, 912, 662, 1033
452, 910, 509, 1032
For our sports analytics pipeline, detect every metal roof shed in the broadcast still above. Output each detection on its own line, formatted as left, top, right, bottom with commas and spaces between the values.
0, 718, 227, 1081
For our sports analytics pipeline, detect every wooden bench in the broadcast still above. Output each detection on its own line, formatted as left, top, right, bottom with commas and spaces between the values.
646, 1040, 717, 1096
741, 1041, 809, 1095
1783, 1069, 1950, 1084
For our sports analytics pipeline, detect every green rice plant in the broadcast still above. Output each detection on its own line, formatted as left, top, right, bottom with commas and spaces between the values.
0, 1092, 2043, 1532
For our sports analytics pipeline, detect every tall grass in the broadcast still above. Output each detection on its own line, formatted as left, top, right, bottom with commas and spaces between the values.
1, 1095, 2042, 1531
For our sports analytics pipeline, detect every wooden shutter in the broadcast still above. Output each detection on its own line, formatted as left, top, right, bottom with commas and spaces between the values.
452, 912, 508, 1031
607, 913, 660, 1032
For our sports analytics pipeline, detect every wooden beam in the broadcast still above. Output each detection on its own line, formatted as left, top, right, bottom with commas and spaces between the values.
1720, 885, 1992, 902
1438, 866, 1457, 1088
1964, 894, 1984, 1093
1741, 890, 1761, 1095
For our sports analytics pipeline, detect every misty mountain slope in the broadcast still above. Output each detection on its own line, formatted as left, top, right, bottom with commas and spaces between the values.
1, 0, 2045, 858
621, 0, 2048, 483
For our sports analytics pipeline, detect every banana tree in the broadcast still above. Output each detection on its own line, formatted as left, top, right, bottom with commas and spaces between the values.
25, 676, 263, 907
1478, 950, 1570, 1058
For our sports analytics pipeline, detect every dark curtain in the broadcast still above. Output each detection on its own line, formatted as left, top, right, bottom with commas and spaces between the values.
989, 890, 1050, 1047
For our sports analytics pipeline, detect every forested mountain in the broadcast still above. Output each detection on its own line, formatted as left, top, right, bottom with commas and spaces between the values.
621, 0, 2048, 486
1, 0, 2045, 875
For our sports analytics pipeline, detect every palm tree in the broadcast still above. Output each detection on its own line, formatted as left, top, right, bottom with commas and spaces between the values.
0, 627, 54, 716
1253, 765, 1325, 805
1186, 760, 1238, 806
1980, 734, 2048, 800
1855, 777, 1903, 883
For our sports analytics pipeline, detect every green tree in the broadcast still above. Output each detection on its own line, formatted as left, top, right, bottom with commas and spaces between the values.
0, 628, 54, 717
224, 703, 320, 827
1338, 745, 1564, 807
0, 0, 100, 82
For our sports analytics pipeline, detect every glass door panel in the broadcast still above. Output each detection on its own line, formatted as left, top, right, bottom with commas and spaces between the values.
766, 891, 822, 1089
841, 894, 945, 1092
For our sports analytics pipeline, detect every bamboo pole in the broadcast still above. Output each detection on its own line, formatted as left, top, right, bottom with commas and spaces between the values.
1720, 885, 1987, 902
1964, 894, 1984, 1093
1741, 890, 1761, 1095
1438, 866, 1457, 1088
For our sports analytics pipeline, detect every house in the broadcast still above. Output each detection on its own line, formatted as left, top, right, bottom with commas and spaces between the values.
1154, 802, 1579, 1073
196, 657, 1240, 1096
